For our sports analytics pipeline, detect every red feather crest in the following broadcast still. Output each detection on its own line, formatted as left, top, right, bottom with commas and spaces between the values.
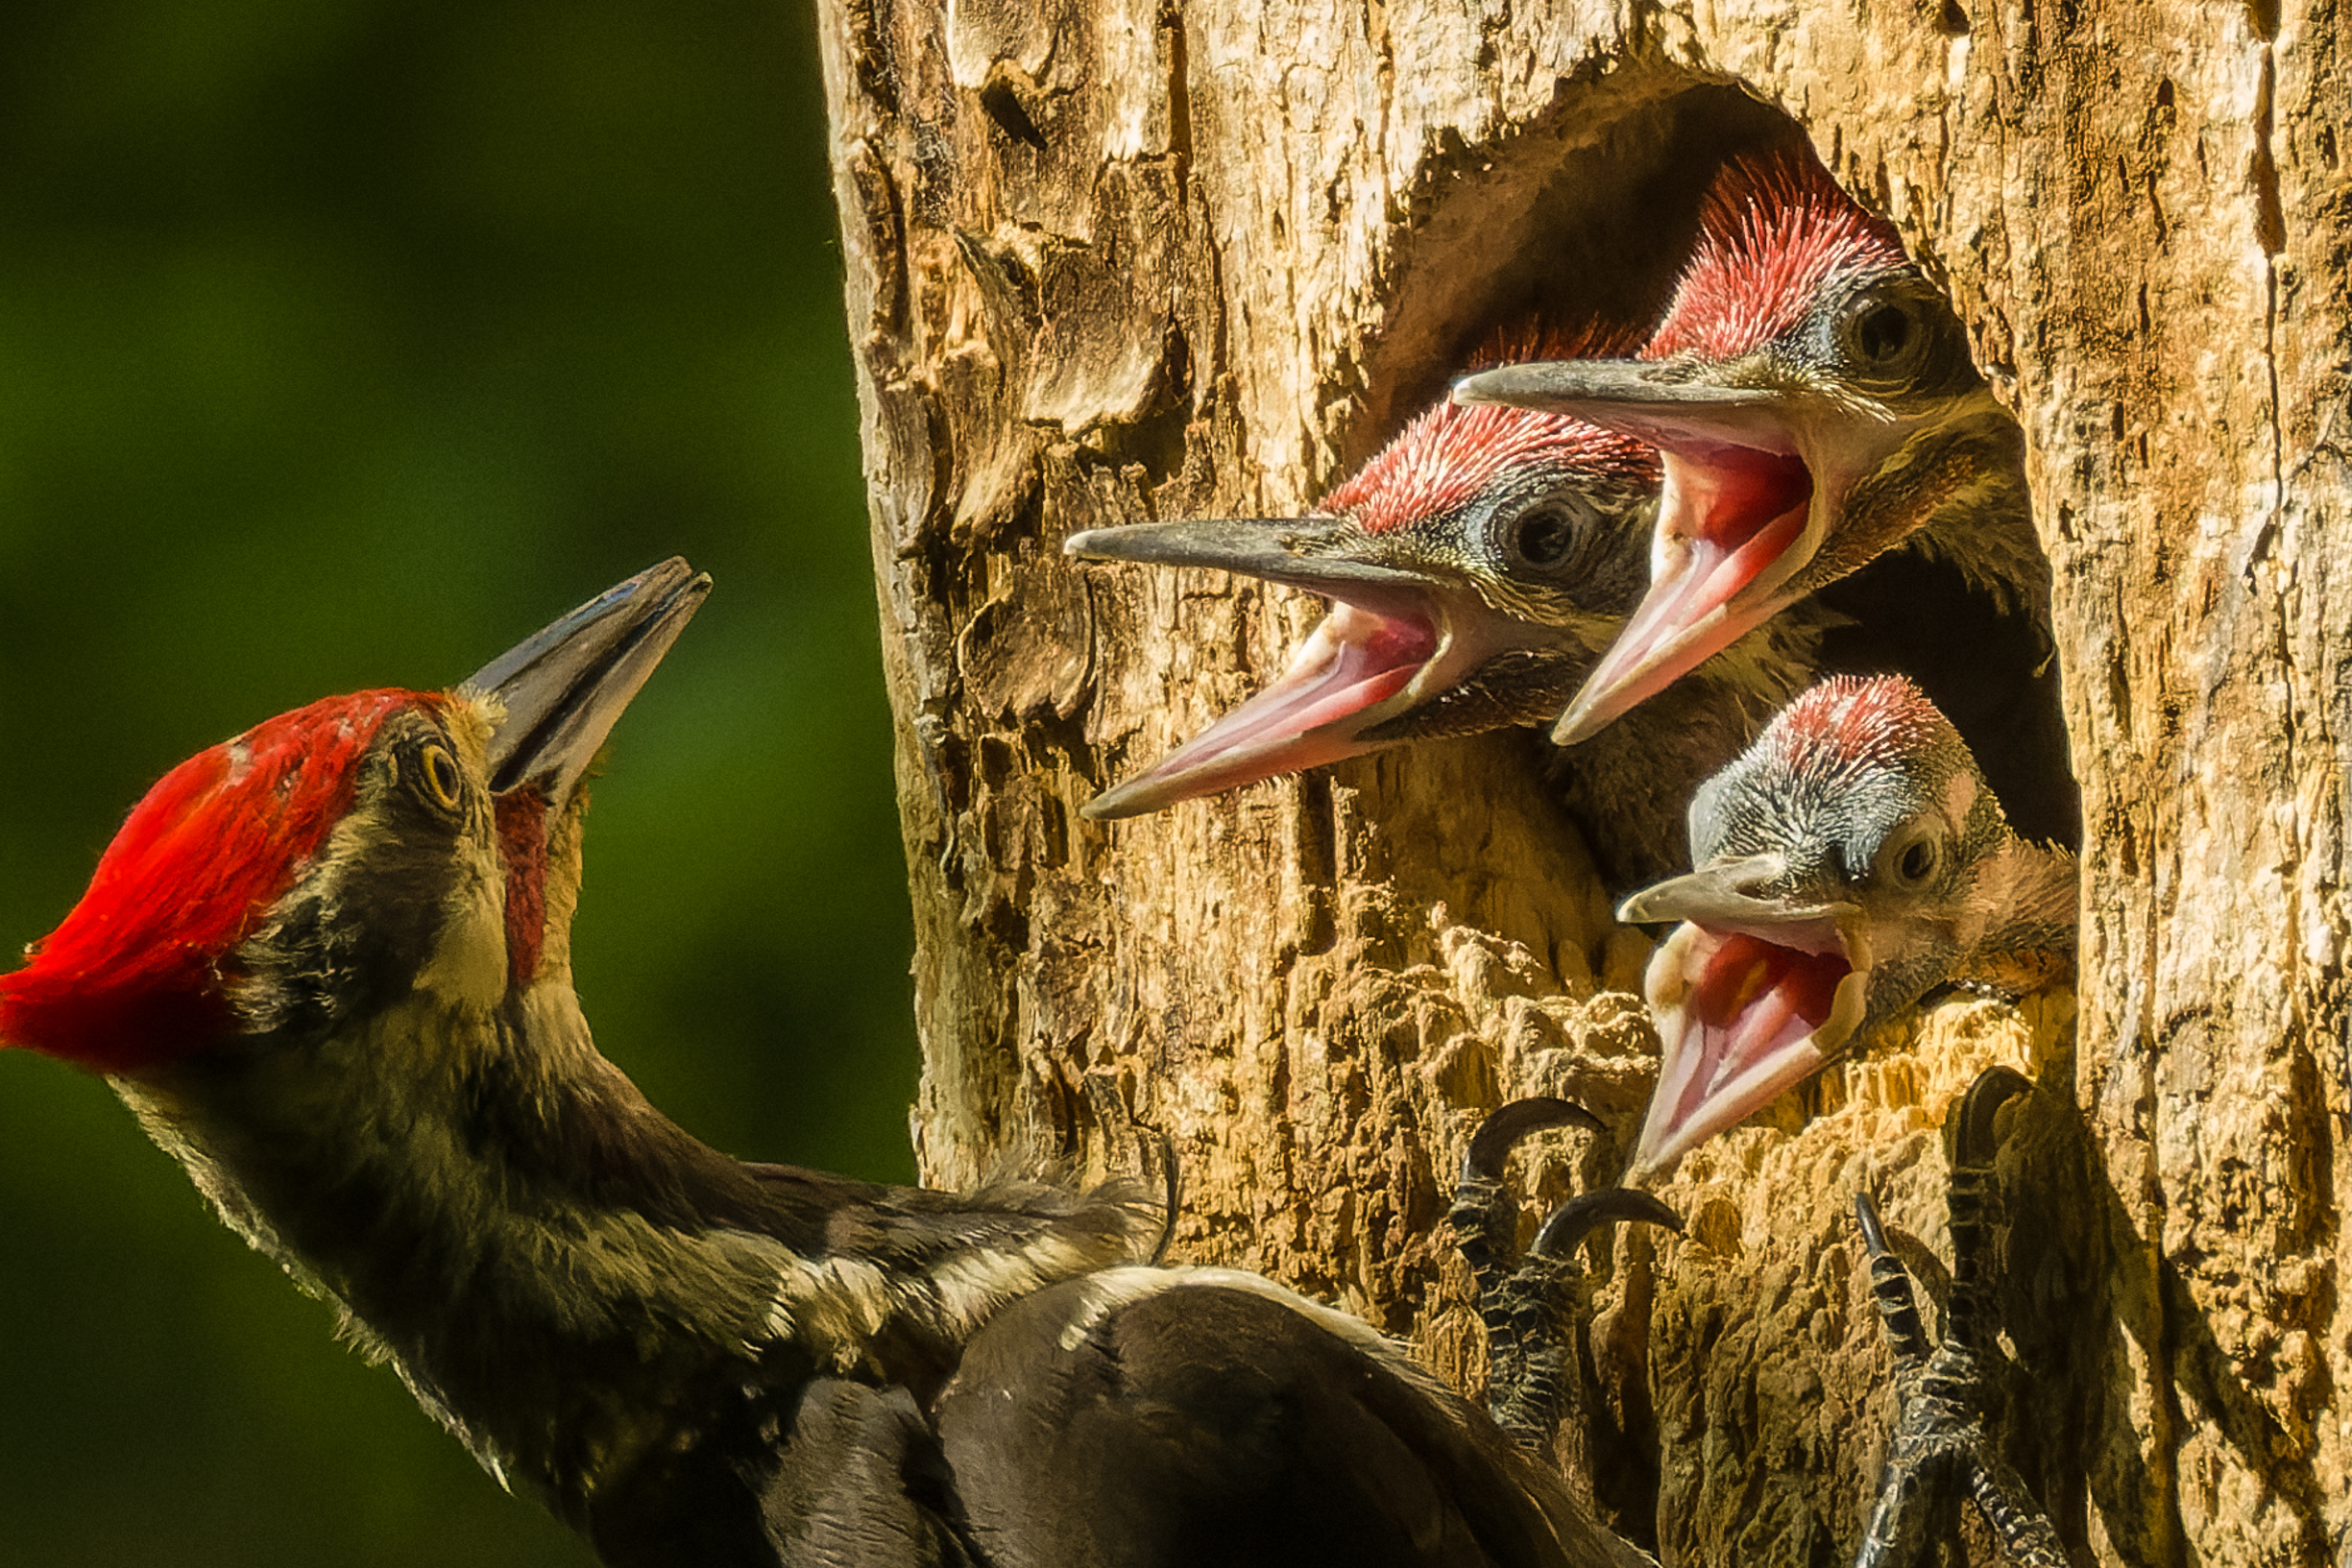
1763, 675, 1951, 775
0, 689, 432, 1072
1322, 320, 1658, 536
1647, 152, 1908, 361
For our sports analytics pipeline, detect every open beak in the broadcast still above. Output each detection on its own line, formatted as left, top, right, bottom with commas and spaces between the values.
1615, 854, 1870, 1179
464, 557, 712, 801
1452, 359, 1820, 746
1065, 518, 1556, 819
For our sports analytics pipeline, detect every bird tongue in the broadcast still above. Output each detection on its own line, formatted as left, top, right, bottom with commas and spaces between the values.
1081, 604, 1438, 819
1630, 921, 1866, 1178
1555, 447, 1811, 743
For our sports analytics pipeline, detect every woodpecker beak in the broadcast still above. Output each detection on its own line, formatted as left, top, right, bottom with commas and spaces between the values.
1615, 854, 1872, 1179
1065, 518, 1564, 819
464, 558, 713, 800
1453, 358, 1844, 745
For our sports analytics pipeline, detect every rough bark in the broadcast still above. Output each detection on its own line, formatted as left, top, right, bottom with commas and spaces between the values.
817, 2, 2349, 1563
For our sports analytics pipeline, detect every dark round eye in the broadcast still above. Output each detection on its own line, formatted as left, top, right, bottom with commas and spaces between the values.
1508, 502, 1584, 570
1879, 823, 1943, 889
416, 743, 464, 810
1851, 300, 1917, 366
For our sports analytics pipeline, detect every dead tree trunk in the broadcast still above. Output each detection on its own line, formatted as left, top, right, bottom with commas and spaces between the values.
817, 2, 2350, 1562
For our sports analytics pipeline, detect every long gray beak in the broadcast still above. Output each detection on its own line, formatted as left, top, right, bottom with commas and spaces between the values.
1616, 854, 1847, 951
1450, 359, 1797, 454
465, 558, 712, 799
1066, 517, 1435, 615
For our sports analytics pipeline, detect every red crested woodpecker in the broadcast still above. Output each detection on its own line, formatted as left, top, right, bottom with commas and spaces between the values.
1, 561, 1656, 1568
1614, 676, 2074, 1177
1067, 326, 1830, 880
1453, 152, 2074, 848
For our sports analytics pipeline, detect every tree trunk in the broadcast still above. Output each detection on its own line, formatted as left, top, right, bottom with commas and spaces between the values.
816, 3, 2348, 1562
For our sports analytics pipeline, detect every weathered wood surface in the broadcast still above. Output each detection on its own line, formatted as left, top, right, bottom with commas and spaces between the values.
816, 1, 2350, 1561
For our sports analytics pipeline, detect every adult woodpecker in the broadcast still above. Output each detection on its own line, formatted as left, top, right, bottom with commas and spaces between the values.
1453, 151, 2077, 849
1614, 676, 2075, 1178
1066, 326, 1829, 881
1, 561, 1654, 1568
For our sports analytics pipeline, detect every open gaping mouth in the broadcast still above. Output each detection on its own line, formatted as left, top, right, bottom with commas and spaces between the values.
1550, 443, 1813, 744
1064, 515, 1570, 820
1628, 920, 1868, 1177
1613, 854, 1873, 1177
1079, 600, 1441, 819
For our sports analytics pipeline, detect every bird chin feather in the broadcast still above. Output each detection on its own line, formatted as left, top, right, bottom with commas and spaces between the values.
1627, 917, 1873, 1180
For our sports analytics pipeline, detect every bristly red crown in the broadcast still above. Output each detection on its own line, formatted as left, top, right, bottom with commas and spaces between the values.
1762, 675, 1954, 782
1645, 151, 1908, 362
0, 689, 434, 1073
1321, 320, 1659, 536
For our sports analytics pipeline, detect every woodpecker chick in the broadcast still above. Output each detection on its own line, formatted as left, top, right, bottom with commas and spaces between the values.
1068, 326, 1828, 880
1614, 676, 2074, 1178
1452, 153, 2048, 764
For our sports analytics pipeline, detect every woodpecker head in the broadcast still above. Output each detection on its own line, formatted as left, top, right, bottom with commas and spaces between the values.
1454, 151, 2017, 745
1613, 675, 2074, 1178
0, 560, 709, 1076
1065, 326, 1659, 818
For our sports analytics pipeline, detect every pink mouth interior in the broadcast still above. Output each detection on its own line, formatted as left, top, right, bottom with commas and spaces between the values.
1683, 446, 1813, 554
1649, 927, 1849, 1144
1691, 929, 1846, 1036
1639, 447, 1816, 635
1088, 604, 1438, 813
1556, 446, 1815, 740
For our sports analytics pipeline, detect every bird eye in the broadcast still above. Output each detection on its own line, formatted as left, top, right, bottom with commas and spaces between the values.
416, 743, 464, 811
1853, 301, 1915, 364
1506, 500, 1588, 573
1878, 821, 1944, 889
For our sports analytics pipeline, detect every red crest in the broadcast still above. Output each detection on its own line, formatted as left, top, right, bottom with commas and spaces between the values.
1647, 152, 1908, 361
0, 689, 431, 1071
1324, 320, 1658, 535
1764, 675, 1950, 777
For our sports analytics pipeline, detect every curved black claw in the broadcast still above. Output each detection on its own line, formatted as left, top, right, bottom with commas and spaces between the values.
1851, 1068, 2064, 1568
1957, 1065, 2032, 1170
1450, 1099, 1679, 1453
1855, 1192, 1931, 1370
1532, 1187, 1685, 1259
1462, 1098, 1603, 1184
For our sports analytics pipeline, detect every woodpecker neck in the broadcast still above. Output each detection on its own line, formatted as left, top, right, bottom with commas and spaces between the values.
1810, 399, 2046, 617
112, 975, 1157, 1523
1970, 833, 2080, 962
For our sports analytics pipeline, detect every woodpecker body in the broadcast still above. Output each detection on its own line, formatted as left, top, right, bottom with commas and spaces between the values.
1615, 676, 2075, 1177
4, 563, 1649, 1568
1455, 153, 2076, 849
1068, 326, 1830, 883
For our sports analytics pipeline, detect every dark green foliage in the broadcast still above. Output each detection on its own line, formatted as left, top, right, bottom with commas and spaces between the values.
0, 1, 906, 1561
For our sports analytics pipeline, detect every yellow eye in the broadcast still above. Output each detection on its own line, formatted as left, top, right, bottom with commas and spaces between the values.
417, 743, 464, 810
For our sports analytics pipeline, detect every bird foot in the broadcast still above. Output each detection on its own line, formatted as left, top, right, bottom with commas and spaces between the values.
1450, 1098, 1682, 1452
1851, 1067, 2065, 1568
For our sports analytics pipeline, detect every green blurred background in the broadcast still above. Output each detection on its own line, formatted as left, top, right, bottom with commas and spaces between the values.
0, 1, 915, 1562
